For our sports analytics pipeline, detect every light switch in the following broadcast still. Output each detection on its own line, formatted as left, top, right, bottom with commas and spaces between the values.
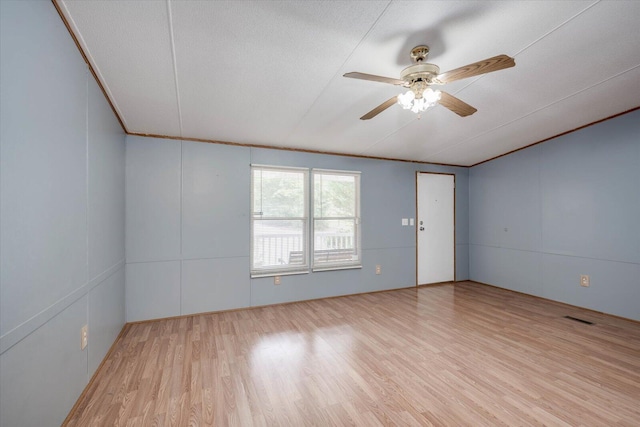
409, 218, 414, 226
402, 218, 409, 226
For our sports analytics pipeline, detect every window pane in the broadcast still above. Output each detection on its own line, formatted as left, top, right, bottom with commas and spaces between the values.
314, 219, 358, 263
314, 173, 355, 218
253, 219, 306, 269
256, 169, 305, 218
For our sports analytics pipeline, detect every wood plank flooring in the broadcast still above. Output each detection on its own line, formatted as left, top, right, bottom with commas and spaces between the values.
64, 281, 640, 426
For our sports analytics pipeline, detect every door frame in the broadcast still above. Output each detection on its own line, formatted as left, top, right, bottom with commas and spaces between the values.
415, 171, 456, 286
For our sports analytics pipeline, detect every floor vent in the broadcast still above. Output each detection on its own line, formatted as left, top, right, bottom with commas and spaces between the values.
564, 315, 593, 325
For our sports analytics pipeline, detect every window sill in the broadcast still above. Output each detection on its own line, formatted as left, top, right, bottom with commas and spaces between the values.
312, 265, 362, 273
251, 264, 363, 278
250, 270, 309, 279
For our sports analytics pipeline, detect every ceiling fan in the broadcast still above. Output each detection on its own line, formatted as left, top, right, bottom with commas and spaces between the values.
344, 45, 515, 120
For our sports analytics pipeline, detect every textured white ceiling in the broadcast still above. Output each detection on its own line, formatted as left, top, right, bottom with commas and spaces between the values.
58, 0, 640, 166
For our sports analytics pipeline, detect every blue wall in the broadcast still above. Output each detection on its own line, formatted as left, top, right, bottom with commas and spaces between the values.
125, 136, 469, 321
0, 1, 126, 426
2, 2, 636, 425
469, 109, 640, 321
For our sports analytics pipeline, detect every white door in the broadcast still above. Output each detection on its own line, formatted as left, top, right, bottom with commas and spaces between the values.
417, 173, 455, 285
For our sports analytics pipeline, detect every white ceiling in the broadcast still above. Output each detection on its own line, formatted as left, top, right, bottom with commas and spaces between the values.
58, 0, 640, 166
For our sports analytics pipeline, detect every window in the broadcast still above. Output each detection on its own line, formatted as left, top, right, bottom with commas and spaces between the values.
312, 169, 361, 271
251, 165, 361, 277
251, 166, 309, 276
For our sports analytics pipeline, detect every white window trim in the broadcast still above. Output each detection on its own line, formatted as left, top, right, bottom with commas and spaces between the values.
311, 169, 362, 272
250, 165, 309, 277
312, 168, 362, 175
250, 165, 362, 277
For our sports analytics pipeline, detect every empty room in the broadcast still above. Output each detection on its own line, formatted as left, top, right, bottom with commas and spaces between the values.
1, 1, 639, 426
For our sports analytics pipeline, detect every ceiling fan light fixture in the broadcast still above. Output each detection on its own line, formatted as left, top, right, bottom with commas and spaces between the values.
398, 87, 441, 114
423, 87, 442, 104
397, 90, 416, 109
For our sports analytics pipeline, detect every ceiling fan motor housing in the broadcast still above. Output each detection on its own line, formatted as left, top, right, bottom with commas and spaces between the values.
400, 63, 441, 85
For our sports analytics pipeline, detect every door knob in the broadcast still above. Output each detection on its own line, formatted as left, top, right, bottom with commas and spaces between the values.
419, 226, 425, 231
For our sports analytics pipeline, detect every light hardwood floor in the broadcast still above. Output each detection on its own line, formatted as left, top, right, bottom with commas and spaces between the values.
64, 281, 640, 426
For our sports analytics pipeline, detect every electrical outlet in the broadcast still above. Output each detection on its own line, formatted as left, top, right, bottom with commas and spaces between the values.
580, 274, 590, 287
375, 265, 381, 275
81, 325, 88, 350
274, 275, 281, 285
